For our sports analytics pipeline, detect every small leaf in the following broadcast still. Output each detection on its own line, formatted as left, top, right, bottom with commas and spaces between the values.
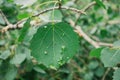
84, 72, 94, 80
30, 22, 79, 68
0, 15, 6, 25
10, 45, 27, 65
113, 40, 120, 48
94, 0, 106, 9
95, 67, 105, 77
113, 68, 120, 80
101, 48, 120, 67
49, 10, 63, 20
90, 48, 103, 58
17, 12, 30, 20
5, 66, 17, 80
10, 53, 26, 65
0, 40, 6, 46
33, 66, 46, 74
18, 18, 31, 42
88, 61, 99, 70
0, 50, 11, 60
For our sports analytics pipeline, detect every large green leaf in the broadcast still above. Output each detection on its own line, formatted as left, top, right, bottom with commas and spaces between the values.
30, 22, 79, 69
101, 48, 120, 67
113, 68, 120, 80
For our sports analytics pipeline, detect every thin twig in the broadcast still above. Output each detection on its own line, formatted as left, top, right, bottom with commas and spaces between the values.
0, 6, 86, 33
98, 42, 113, 47
0, 9, 11, 25
74, 1, 96, 26
75, 26, 100, 48
70, 19, 112, 48
75, 26, 112, 47
101, 68, 111, 80
108, 20, 120, 25
32, 6, 86, 17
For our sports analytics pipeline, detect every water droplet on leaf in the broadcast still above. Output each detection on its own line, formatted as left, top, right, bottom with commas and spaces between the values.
50, 65, 57, 70
67, 57, 69, 59
61, 45, 65, 49
44, 26, 47, 28
60, 57, 63, 60
58, 59, 64, 66
44, 51, 48, 54
63, 33, 65, 36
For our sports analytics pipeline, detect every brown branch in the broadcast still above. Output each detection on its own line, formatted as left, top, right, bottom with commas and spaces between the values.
83, 1, 96, 11
32, 6, 86, 17
0, 1, 113, 48
0, 6, 86, 33
108, 20, 120, 25
69, 19, 113, 48
74, 1, 96, 26
75, 26, 113, 48
67, 1, 113, 48
101, 68, 111, 80
98, 42, 113, 47
75, 26, 100, 48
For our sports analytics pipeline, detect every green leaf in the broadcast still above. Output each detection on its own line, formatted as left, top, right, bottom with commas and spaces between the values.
0, 15, 6, 25
0, 40, 6, 46
113, 68, 120, 80
113, 40, 120, 48
10, 53, 26, 65
84, 72, 94, 80
10, 45, 27, 65
49, 10, 63, 20
94, 0, 106, 9
30, 22, 79, 69
0, 0, 3, 5
90, 48, 103, 58
33, 66, 46, 74
17, 12, 30, 20
0, 50, 11, 60
101, 48, 120, 67
18, 18, 31, 42
88, 61, 99, 70
5, 66, 17, 80
95, 67, 105, 77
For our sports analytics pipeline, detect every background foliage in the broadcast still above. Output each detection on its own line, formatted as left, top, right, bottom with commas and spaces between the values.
0, 0, 120, 80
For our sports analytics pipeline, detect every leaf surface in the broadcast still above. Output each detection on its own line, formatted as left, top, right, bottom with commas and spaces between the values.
18, 18, 31, 42
30, 22, 79, 69
113, 68, 120, 80
94, 0, 106, 9
101, 48, 120, 67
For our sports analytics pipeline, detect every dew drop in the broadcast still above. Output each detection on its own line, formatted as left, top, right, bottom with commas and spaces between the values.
67, 57, 69, 59
59, 57, 63, 60
63, 33, 65, 36
44, 51, 48, 54
50, 65, 57, 70
61, 45, 65, 49
44, 26, 47, 28
58, 59, 64, 66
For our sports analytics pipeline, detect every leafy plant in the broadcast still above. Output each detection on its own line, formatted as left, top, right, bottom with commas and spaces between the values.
0, 0, 120, 80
